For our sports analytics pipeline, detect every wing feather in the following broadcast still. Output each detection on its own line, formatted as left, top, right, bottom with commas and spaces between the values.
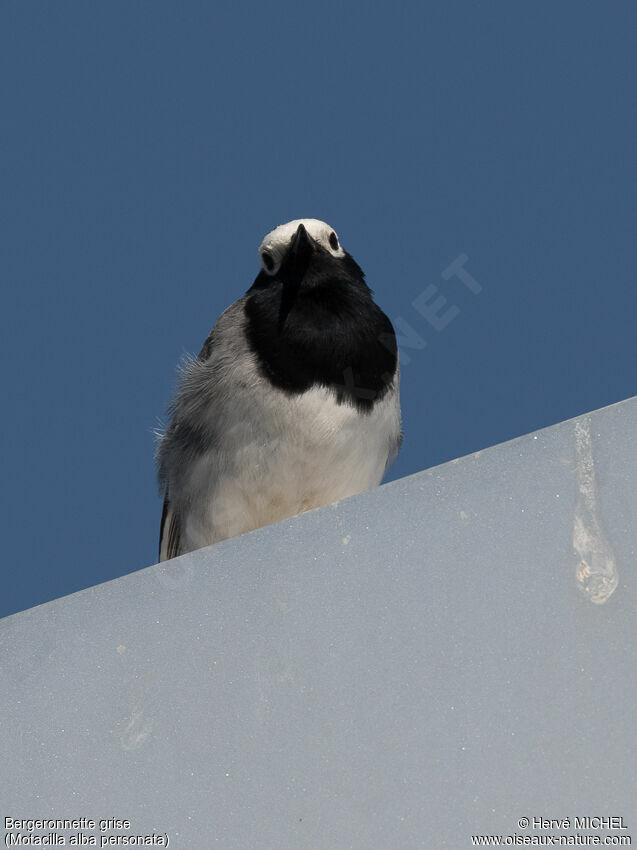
159, 498, 182, 562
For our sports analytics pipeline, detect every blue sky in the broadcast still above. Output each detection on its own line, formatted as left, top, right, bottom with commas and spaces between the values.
2, 2, 636, 618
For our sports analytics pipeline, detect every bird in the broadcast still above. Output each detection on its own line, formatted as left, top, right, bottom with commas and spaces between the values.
156, 218, 401, 562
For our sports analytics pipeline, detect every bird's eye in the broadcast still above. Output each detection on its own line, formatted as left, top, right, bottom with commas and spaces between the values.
261, 251, 275, 272
329, 232, 339, 251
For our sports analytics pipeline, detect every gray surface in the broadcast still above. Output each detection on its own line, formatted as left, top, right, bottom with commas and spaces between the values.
2, 398, 636, 848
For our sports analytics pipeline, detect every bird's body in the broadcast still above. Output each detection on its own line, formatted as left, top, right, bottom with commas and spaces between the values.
157, 219, 401, 561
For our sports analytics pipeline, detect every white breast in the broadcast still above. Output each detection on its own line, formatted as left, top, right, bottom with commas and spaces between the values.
180, 379, 400, 553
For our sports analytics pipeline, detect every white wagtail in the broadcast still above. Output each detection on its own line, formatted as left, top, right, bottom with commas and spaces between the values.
157, 219, 401, 561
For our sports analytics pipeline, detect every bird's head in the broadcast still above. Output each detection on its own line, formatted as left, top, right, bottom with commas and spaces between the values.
253, 219, 364, 292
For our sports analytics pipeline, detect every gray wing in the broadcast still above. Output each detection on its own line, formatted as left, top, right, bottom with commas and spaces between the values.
156, 297, 250, 562
383, 358, 403, 473
159, 497, 182, 562
156, 329, 213, 563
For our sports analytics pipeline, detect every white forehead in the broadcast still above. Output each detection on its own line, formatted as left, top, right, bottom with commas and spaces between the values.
259, 218, 344, 256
